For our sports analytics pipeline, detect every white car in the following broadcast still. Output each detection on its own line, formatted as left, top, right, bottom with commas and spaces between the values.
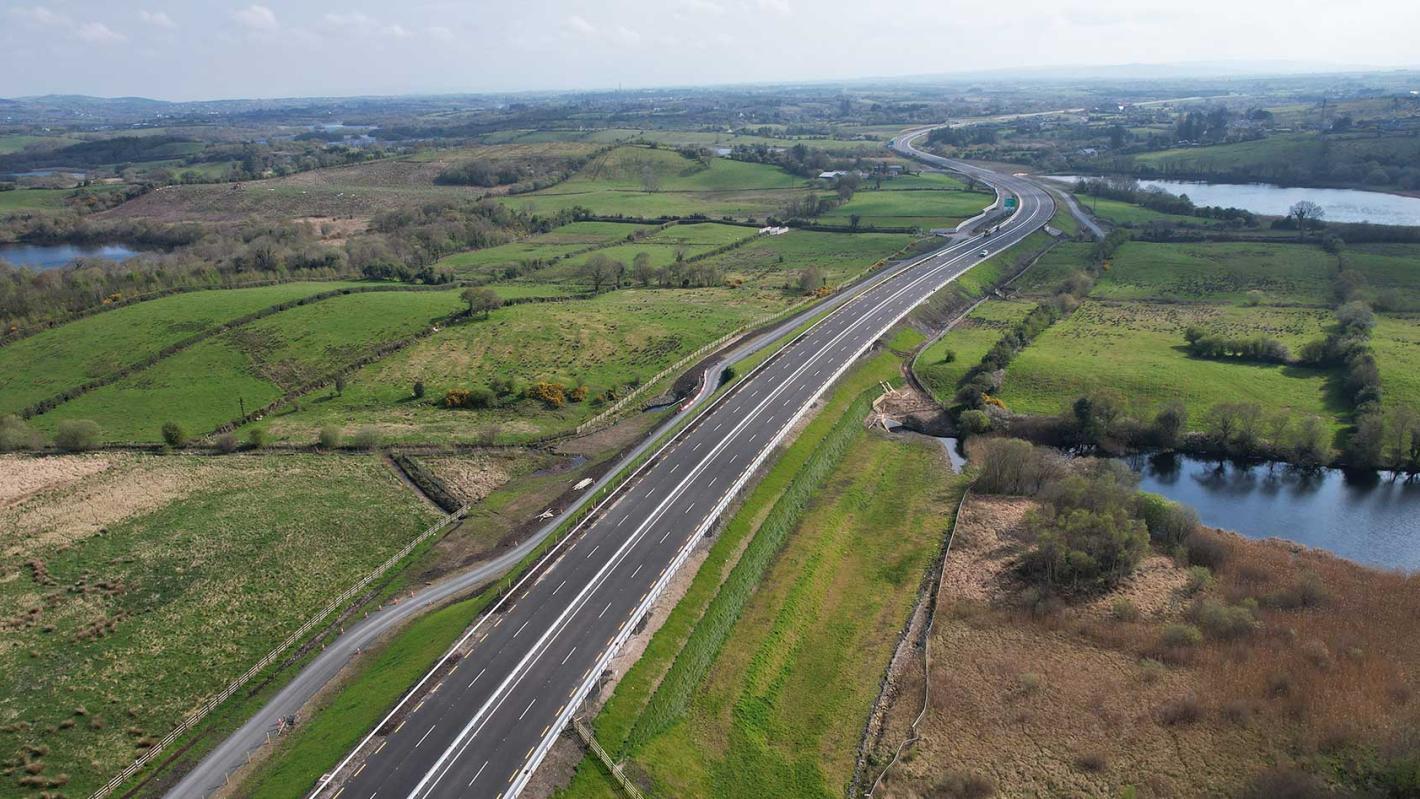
978, 249, 989, 257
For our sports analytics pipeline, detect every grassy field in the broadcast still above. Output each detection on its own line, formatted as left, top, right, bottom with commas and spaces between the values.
100, 142, 602, 224
34, 289, 465, 441
497, 145, 811, 220
690, 230, 914, 290
629, 431, 956, 798
1133, 131, 1420, 186
0, 185, 127, 214
432, 221, 654, 278
0, 453, 438, 797
518, 223, 762, 285
917, 300, 1037, 403
1372, 314, 1420, 410
1073, 194, 1201, 227
996, 300, 1344, 429
821, 186, 992, 230
1088, 241, 1338, 306
1344, 243, 1420, 312
260, 288, 783, 445
0, 281, 368, 416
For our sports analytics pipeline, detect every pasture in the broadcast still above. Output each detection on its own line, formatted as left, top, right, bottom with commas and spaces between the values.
1089, 241, 1338, 306
0, 281, 367, 416
496, 145, 812, 220
995, 300, 1344, 429
916, 299, 1038, 404
432, 221, 654, 279
33, 289, 465, 441
690, 229, 914, 290
1372, 314, 1420, 410
821, 185, 992, 230
260, 287, 783, 445
0, 452, 438, 797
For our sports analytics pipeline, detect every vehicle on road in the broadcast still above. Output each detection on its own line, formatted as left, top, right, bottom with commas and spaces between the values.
979, 249, 990, 257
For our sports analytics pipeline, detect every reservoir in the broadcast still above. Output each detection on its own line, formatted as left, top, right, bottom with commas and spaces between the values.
0, 243, 143, 270
1047, 175, 1420, 227
1128, 452, 1420, 572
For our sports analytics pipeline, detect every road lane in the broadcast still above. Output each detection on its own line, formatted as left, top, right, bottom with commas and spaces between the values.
320, 130, 1053, 799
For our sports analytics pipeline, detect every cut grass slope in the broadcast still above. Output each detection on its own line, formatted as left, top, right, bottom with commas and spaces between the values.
917, 300, 1037, 404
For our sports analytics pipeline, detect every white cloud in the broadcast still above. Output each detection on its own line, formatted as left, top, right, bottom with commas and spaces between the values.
427, 25, 455, 42
232, 4, 278, 31
8, 5, 69, 26
755, 0, 791, 16
76, 21, 126, 43
139, 10, 177, 29
323, 12, 413, 40
678, 0, 726, 13
383, 24, 412, 38
565, 15, 596, 36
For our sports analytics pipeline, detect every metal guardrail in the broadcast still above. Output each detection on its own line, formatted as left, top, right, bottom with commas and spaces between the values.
87, 505, 469, 799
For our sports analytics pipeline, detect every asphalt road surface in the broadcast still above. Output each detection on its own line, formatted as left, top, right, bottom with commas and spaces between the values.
316, 131, 1053, 799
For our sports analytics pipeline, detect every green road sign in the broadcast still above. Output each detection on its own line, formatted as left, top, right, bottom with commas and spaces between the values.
1004, 197, 1019, 209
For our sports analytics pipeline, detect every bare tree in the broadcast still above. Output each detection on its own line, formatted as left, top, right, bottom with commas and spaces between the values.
632, 252, 655, 286
581, 254, 616, 293
1289, 200, 1324, 240
640, 164, 661, 192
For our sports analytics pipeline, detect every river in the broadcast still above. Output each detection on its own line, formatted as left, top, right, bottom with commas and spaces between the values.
1047, 175, 1420, 226
1129, 453, 1420, 572
0, 242, 143, 270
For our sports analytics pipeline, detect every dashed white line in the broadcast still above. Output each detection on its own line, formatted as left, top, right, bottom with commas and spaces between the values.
468, 667, 486, 688
561, 646, 577, 665
518, 699, 536, 721
416, 724, 437, 748
552, 580, 565, 596
467, 761, 489, 787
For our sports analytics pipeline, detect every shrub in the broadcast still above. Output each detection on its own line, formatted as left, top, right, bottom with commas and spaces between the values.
1137, 493, 1199, 546
1267, 570, 1328, 609
1183, 529, 1229, 570
1160, 623, 1203, 649
443, 388, 472, 408
1019, 505, 1149, 594
568, 385, 589, 403
1156, 694, 1202, 726
1185, 565, 1214, 594
1110, 598, 1140, 622
54, 420, 101, 452
215, 432, 239, 453
1074, 751, 1108, 773
929, 770, 995, 799
940, 348, 957, 363
1192, 598, 1258, 639
318, 425, 342, 449
160, 421, 188, 448
958, 409, 991, 435
0, 414, 41, 451
1241, 768, 1332, 799
246, 428, 268, 449
526, 381, 566, 409
412, 381, 426, 399
352, 427, 381, 450
968, 438, 1063, 495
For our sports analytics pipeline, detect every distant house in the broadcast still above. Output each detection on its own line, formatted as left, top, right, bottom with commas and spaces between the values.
818, 170, 847, 180
885, 164, 904, 175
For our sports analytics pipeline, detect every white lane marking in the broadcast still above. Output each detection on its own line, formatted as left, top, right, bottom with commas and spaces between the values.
404, 197, 1036, 799
616, 515, 626, 527
517, 699, 536, 721
598, 601, 612, 619
468, 667, 486, 689
468, 761, 489, 787
631, 563, 643, 579
416, 724, 437, 748
684, 501, 695, 515
513, 620, 529, 638
561, 646, 577, 665
552, 580, 565, 596
586, 544, 599, 559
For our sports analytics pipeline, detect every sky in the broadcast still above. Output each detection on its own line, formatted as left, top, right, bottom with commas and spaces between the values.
3, 0, 1419, 100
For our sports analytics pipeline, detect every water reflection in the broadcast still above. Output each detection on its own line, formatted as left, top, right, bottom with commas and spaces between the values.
1129, 453, 1420, 572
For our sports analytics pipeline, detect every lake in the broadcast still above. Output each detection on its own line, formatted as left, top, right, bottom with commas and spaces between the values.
0, 243, 143, 270
1129, 453, 1420, 572
1047, 175, 1420, 226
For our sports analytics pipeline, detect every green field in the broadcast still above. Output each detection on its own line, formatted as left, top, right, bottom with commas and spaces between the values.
996, 300, 1344, 429
432, 221, 654, 278
1344, 243, 1420, 312
1090, 241, 1338, 306
691, 229, 914, 290
34, 289, 465, 441
0, 281, 367, 416
821, 186, 992, 230
260, 288, 783, 445
1133, 131, 1420, 187
497, 145, 811, 220
0, 185, 124, 214
916, 299, 1037, 403
1372, 314, 1420, 410
0, 453, 439, 797
1074, 194, 1201, 227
